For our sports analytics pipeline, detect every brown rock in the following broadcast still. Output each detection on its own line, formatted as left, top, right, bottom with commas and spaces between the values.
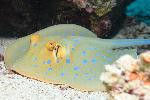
0, 54, 4, 61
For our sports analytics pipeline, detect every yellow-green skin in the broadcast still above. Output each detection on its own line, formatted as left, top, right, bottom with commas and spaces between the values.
4, 24, 150, 91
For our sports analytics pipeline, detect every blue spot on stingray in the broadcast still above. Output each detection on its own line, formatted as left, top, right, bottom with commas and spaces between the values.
72, 48, 75, 51
32, 43, 37, 47
102, 56, 112, 62
48, 67, 52, 71
106, 58, 112, 62
74, 66, 80, 71
91, 59, 97, 64
102, 61, 108, 65
82, 51, 86, 56
82, 60, 88, 64
73, 44, 77, 47
72, 33, 75, 36
106, 50, 112, 53
73, 38, 79, 42
96, 53, 100, 56
102, 55, 107, 59
88, 78, 92, 80
66, 59, 70, 64
60, 73, 65, 77
47, 60, 51, 64
74, 74, 78, 78
63, 33, 68, 36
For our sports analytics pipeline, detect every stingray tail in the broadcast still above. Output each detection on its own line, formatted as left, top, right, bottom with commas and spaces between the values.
105, 39, 150, 61
111, 39, 150, 47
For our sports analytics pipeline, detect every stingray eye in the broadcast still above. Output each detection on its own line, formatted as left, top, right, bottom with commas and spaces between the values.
49, 42, 53, 45
30, 34, 41, 44
46, 41, 57, 51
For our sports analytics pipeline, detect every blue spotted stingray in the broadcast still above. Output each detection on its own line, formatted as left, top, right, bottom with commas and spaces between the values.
4, 24, 150, 91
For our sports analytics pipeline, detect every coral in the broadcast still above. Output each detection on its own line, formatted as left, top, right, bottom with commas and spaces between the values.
68, 0, 135, 38
100, 51, 150, 99
114, 21, 150, 39
91, 16, 112, 38
69, 0, 117, 17
126, 0, 150, 25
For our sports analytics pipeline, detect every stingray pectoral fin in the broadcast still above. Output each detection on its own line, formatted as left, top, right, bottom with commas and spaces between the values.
4, 34, 41, 69
35, 24, 97, 37
4, 36, 30, 69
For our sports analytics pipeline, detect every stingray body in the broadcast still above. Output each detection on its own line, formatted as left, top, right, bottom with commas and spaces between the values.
5, 24, 150, 91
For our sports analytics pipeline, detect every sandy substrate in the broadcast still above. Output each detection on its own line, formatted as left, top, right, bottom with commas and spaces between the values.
0, 38, 109, 100
0, 38, 16, 55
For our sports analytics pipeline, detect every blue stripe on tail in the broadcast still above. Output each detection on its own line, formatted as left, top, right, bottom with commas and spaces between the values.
111, 39, 150, 45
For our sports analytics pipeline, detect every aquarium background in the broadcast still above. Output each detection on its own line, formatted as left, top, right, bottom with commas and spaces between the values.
0, 0, 91, 37
0, 0, 149, 38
